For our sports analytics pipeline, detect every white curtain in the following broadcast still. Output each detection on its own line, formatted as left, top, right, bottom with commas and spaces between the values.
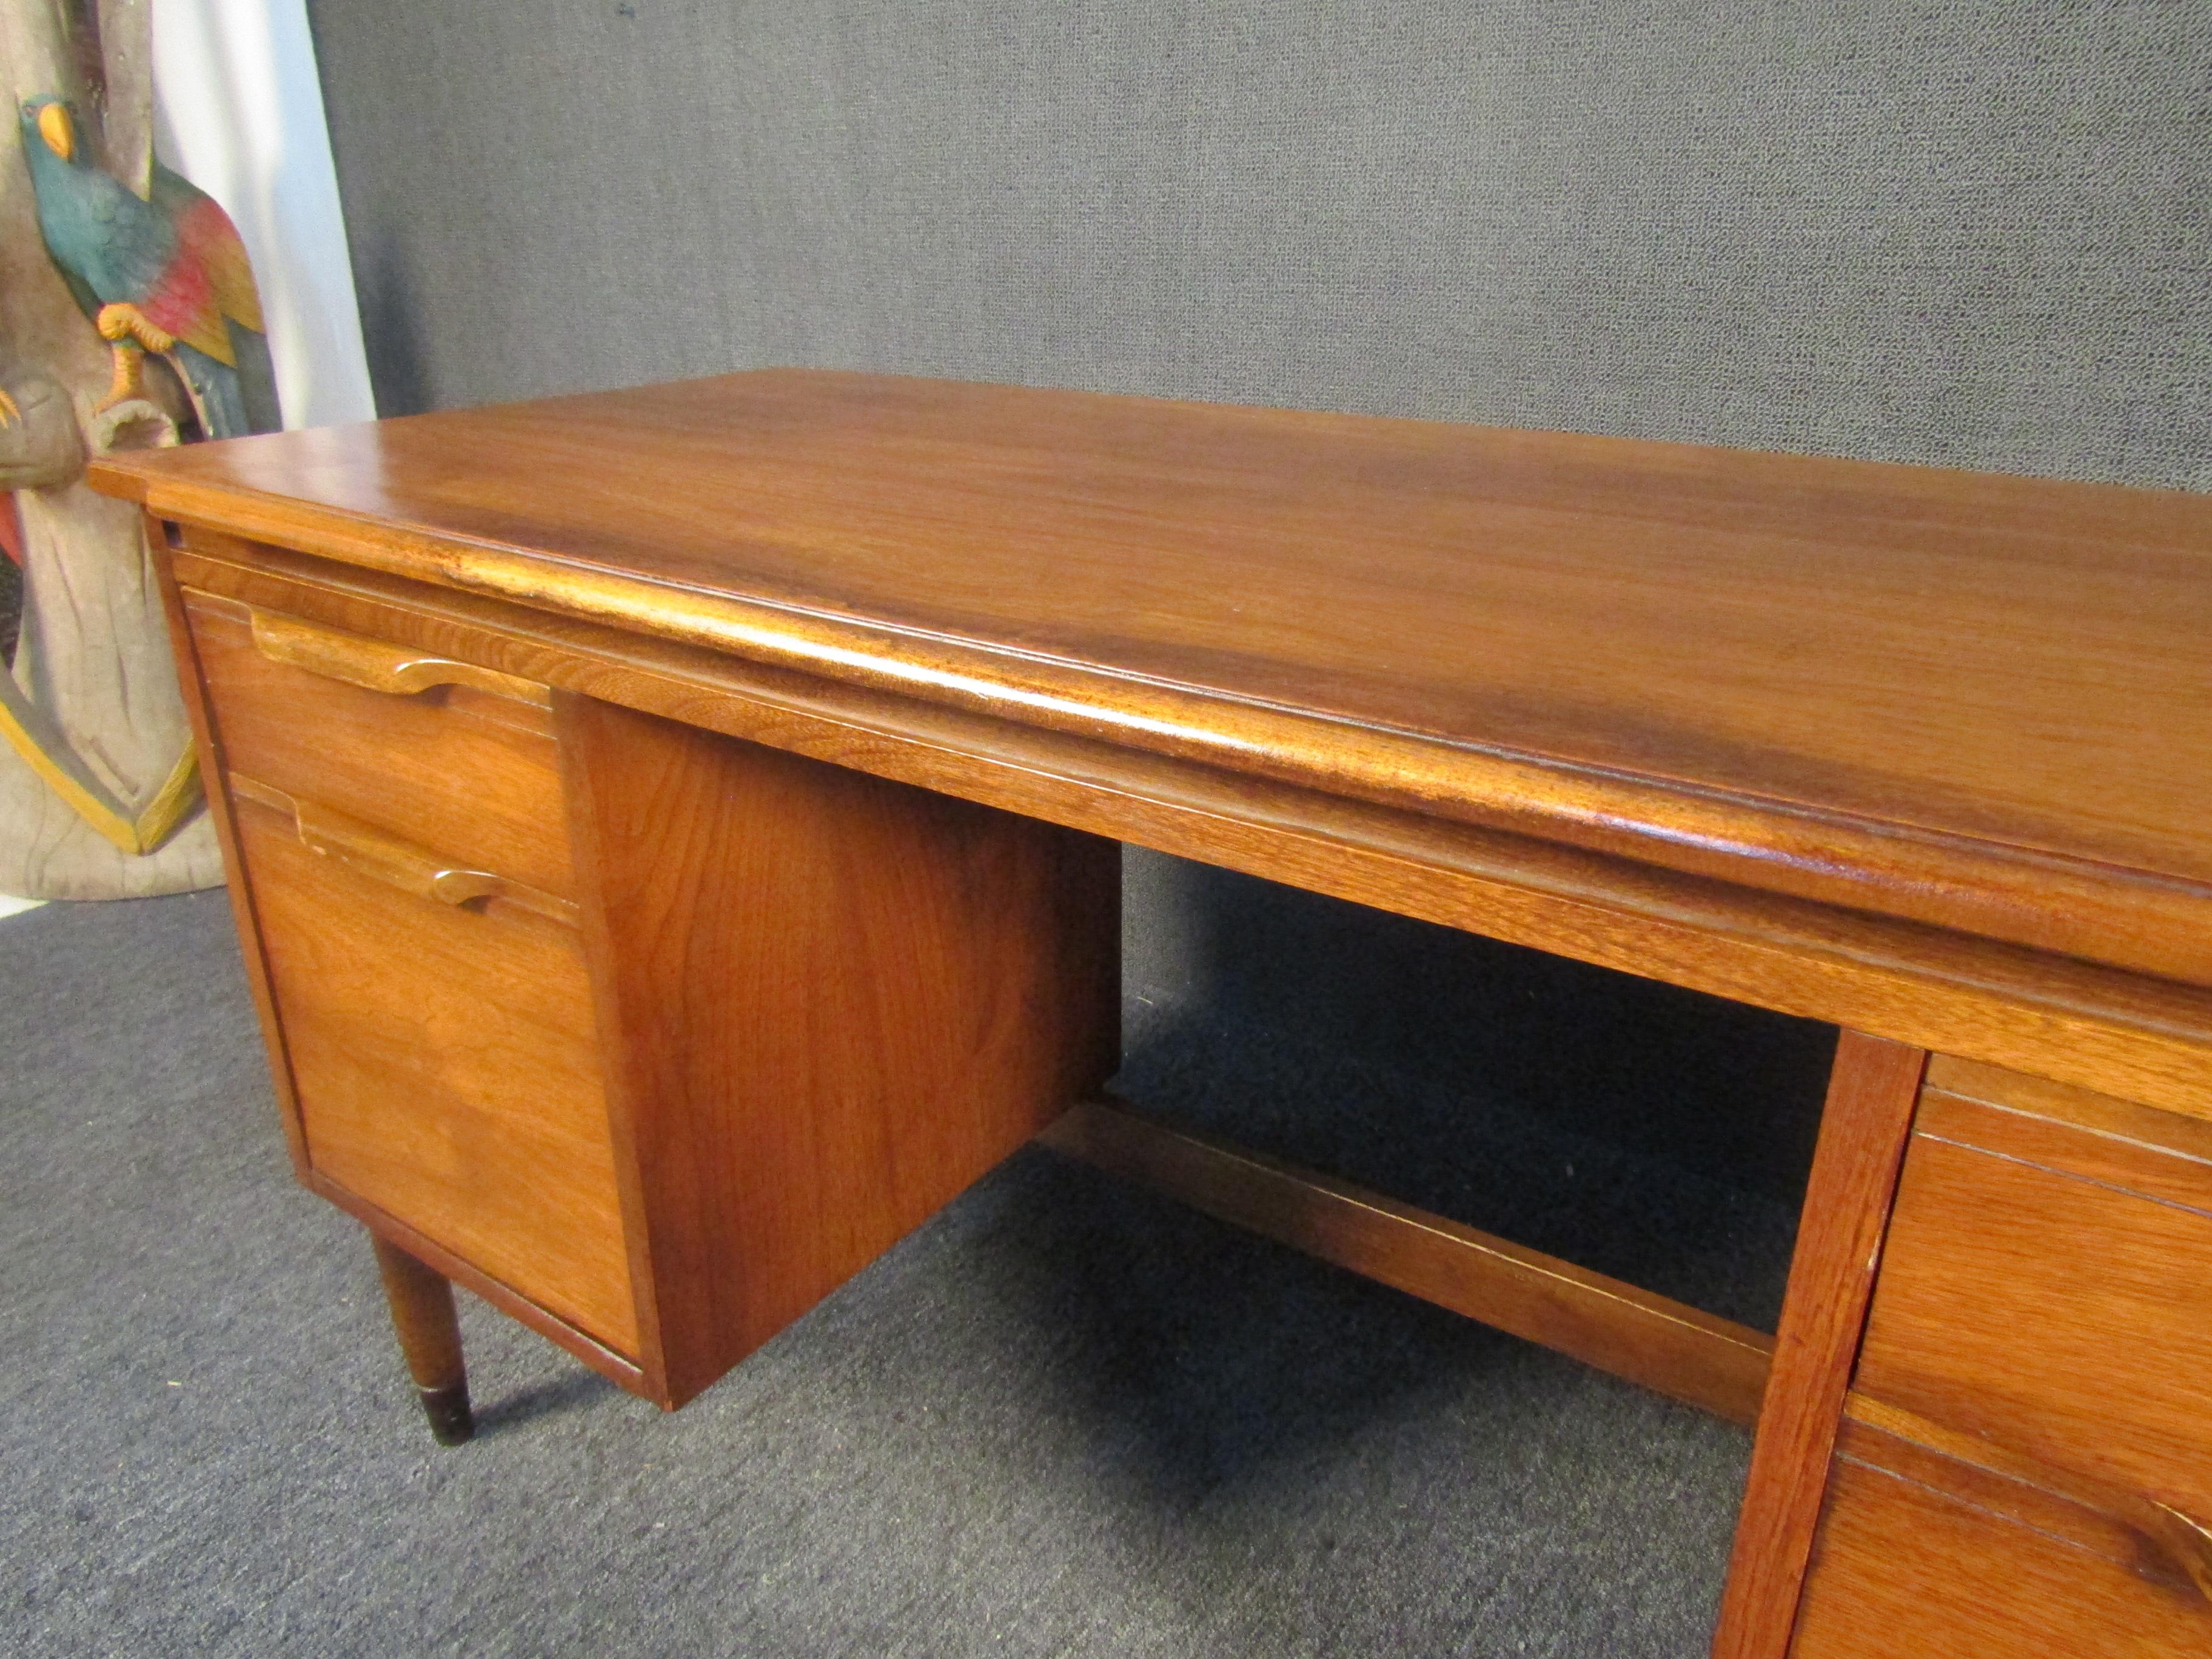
151, 0, 375, 432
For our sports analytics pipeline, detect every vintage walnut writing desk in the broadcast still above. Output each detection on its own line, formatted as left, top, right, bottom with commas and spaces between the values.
92, 372, 2212, 1656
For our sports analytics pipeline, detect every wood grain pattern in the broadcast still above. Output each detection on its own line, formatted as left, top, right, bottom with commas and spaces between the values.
233, 788, 638, 1354
183, 587, 575, 897
1709, 1031, 1927, 1659
249, 605, 551, 706
106, 380, 2212, 1638
1843, 1394, 2212, 1605
160, 533, 2212, 1124
558, 694, 1120, 1406
1789, 1456, 2209, 1657
1834, 1409, 2176, 1590
316, 1177, 646, 1395
1923, 1053, 2212, 1207
150, 528, 311, 1176
1855, 1116, 2212, 1539
1917, 1088, 2212, 1218
229, 773, 580, 930
89, 371, 2212, 987
1039, 1096, 1774, 1424
1927, 1052, 2212, 1149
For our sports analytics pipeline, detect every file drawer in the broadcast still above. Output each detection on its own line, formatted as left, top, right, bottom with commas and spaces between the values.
1854, 1058, 2212, 1547
231, 778, 637, 1355
1791, 1454, 2208, 1657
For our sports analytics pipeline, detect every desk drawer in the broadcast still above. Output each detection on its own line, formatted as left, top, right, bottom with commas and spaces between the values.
183, 589, 574, 897
233, 782, 637, 1355
1791, 1455, 2208, 1656
1854, 1058, 2212, 1539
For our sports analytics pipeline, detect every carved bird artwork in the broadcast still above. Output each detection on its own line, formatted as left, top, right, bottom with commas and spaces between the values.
17, 96, 279, 440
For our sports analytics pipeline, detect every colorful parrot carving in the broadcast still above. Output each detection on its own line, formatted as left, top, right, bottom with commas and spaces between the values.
17, 96, 279, 439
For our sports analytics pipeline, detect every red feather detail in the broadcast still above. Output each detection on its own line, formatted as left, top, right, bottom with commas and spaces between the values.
140, 251, 219, 358
175, 195, 263, 331
173, 196, 244, 270
140, 192, 264, 366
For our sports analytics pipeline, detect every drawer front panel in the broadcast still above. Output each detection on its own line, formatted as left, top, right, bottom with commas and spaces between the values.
1791, 1457, 2208, 1657
184, 589, 574, 897
235, 789, 637, 1355
1855, 1068, 2212, 1533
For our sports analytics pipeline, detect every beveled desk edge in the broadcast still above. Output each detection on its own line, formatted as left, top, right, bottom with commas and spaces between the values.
90, 417, 2212, 995
142, 521, 2212, 1125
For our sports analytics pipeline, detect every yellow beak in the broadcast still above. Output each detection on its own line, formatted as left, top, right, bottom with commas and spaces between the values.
37, 102, 73, 161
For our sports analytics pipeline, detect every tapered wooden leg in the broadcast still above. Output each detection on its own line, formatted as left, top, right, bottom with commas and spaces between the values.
370, 1233, 475, 1445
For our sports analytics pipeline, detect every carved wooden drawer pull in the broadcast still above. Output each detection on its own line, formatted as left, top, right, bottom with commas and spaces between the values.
2145, 1500, 2212, 1607
1849, 1394, 2212, 1606
231, 773, 577, 927
248, 609, 551, 708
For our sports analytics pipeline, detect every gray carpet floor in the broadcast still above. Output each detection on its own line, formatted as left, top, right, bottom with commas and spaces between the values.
1, 882, 1811, 1657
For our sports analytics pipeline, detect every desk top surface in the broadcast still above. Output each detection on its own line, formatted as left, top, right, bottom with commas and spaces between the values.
94, 369, 2212, 984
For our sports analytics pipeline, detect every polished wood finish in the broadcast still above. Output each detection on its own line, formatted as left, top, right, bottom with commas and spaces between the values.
163, 529, 2212, 1124
1835, 1409, 2179, 1593
1709, 1031, 1926, 1659
323, 1180, 646, 1395
96, 375, 2212, 1636
1922, 1052, 2212, 1209
249, 605, 551, 706
370, 1235, 474, 1446
183, 588, 575, 897
232, 786, 638, 1353
159, 541, 653, 1398
558, 695, 1120, 1406
1789, 1455, 2209, 1657
1040, 1096, 1774, 1425
90, 372, 2212, 987
151, 525, 310, 1178
1855, 1071, 2212, 1547
230, 774, 579, 929
1843, 1395, 2212, 1605
1783, 1061, 2212, 1652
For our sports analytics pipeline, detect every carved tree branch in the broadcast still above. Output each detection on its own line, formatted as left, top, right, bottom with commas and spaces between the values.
0, 374, 86, 492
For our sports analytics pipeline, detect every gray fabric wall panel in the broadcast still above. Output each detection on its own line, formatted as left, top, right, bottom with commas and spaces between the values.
314, 1, 2211, 486
306, 2, 2202, 1201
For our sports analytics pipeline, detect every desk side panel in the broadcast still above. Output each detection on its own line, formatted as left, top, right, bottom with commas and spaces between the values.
560, 693, 1121, 1406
